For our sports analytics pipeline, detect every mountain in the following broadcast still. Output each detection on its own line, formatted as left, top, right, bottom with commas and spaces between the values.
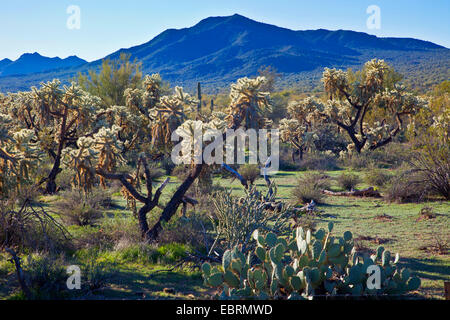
0, 58, 13, 70
0, 52, 87, 77
0, 14, 448, 93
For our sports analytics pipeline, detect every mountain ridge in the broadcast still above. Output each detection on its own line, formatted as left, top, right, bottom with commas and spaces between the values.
0, 14, 448, 93
0, 52, 87, 77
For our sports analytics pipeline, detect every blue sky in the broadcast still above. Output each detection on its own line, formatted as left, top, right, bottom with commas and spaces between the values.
1, 0, 449, 61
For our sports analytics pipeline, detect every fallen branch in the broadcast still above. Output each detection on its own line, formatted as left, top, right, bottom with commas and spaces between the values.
323, 187, 381, 198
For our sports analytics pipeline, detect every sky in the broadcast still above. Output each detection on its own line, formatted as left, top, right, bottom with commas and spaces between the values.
0, 0, 449, 62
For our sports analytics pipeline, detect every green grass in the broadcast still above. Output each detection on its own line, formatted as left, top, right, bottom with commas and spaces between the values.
1, 168, 448, 299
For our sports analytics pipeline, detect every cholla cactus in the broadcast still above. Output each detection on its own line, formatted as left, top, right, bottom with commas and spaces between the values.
279, 97, 325, 160
0, 80, 104, 193
321, 59, 426, 153
287, 97, 325, 127
226, 76, 272, 129
61, 137, 98, 192
322, 68, 349, 99
93, 125, 125, 173
431, 110, 450, 143
150, 86, 198, 148
0, 129, 43, 195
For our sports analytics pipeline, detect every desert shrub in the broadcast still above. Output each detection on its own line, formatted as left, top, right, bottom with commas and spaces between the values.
278, 146, 303, 171
341, 154, 373, 170
172, 165, 190, 181
292, 210, 318, 232
55, 168, 76, 192
313, 124, 348, 155
341, 143, 413, 170
90, 187, 116, 209
23, 253, 69, 299
209, 185, 293, 254
159, 157, 176, 175
82, 260, 110, 292
56, 188, 114, 226
364, 168, 393, 187
14, 185, 40, 206
0, 198, 69, 252
368, 143, 413, 168
291, 173, 330, 204
299, 153, 339, 171
337, 173, 361, 190
74, 217, 141, 250
409, 146, 450, 200
384, 170, 430, 203
158, 214, 212, 249
238, 164, 261, 185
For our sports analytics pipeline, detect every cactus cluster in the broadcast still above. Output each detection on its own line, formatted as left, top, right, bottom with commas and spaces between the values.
202, 223, 420, 299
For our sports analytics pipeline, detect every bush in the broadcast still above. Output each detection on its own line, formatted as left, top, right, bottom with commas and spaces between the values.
56, 188, 114, 226
210, 186, 293, 254
159, 157, 176, 175
74, 217, 141, 250
337, 173, 361, 191
341, 143, 413, 170
23, 253, 69, 299
158, 213, 212, 249
278, 146, 303, 171
55, 168, 76, 192
341, 154, 373, 170
299, 153, 339, 171
364, 168, 393, 187
172, 165, 190, 181
384, 170, 429, 203
82, 260, 111, 292
367, 143, 413, 168
291, 173, 330, 204
409, 146, 450, 200
238, 164, 261, 185
0, 198, 69, 252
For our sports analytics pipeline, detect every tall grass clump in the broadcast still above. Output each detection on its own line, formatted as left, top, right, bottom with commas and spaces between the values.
337, 172, 361, 191
292, 173, 330, 204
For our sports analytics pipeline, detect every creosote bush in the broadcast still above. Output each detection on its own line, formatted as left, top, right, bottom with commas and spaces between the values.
23, 253, 69, 300
337, 173, 361, 191
73, 217, 141, 250
238, 164, 261, 185
364, 168, 393, 187
291, 173, 330, 204
384, 170, 429, 203
210, 185, 293, 254
56, 188, 114, 226
0, 197, 69, 252
300, 153, 339, 171
409, 146, 450, 200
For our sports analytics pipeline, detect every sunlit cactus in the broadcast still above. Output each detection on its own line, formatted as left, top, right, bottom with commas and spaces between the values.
321, 59, 426, 153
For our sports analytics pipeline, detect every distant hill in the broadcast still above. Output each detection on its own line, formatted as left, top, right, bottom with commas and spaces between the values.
0, 52, 87, 77
0, 14, 448, 93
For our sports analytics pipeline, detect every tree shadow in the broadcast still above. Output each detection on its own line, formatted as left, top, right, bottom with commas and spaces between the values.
96, 266, 205, 300
399, 257, 450, 281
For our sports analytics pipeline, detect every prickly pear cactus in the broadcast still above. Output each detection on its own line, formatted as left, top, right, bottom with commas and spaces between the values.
202, 223, 420, 299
